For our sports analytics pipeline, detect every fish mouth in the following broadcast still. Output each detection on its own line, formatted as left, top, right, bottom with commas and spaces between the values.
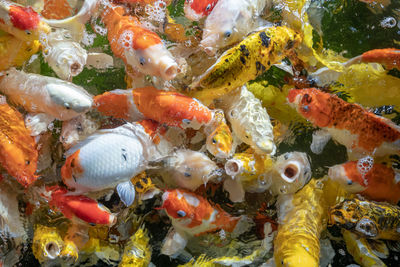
224, 159, 243, 177
280, 161, 301, 183
45, 241, 61, 260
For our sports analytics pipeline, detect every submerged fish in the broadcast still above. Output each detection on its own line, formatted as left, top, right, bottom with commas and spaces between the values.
0, 68, 93, 121
43, 185, 116, 226
101, 1, 177, 80
329, 198, 400, 240
288, 88, 400, 158
328, 157, 400, 204
32, 225, 64, 263
184, 0, 219, 21
94, 86, 214, 129
119, 226, 152, 267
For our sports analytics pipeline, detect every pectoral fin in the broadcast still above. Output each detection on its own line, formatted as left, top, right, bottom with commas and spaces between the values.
116, 181, 135, 206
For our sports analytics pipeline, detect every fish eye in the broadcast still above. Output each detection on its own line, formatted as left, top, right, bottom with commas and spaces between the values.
303, 93, 312, 104
302, 105, 310, 112
224, 30, 232, 38
177, 210, 186, 217
25, 160, 30, 165
184, 172, 191, 177
64, 103, 71, 109
205, 4, 211, 11
347, 180, 353, 185
212, 138, 217, 144
139, 57, 146, 66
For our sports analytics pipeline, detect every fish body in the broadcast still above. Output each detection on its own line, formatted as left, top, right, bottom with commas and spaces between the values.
61, 123, 156, 193
119, 226, 152, 267
0, 0, 50, 41
45, 186, 116, 226
0, 68, 93, 121
218, 86, 275, 154
200, 0, 266, 55
288, 88, 400, 157
330, 198, 400, 240
94, 86, 214, 129
191, 26, 302, 104
101, 2, 177, 80
0, 102, 38, 187
161, 189, 241, 236
329, 159, 400, 204
184, 0, 219, 21
360, 48, 400, 70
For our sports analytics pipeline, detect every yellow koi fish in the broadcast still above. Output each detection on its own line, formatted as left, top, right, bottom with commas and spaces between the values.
119, 226, 152, 267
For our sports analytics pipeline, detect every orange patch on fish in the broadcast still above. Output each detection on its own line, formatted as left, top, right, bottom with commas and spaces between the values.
94, 92, 130, 120
8, 5, 40, 30
136, 119, 167, 145
41, 0, 73, 19
61, 149, 83, 182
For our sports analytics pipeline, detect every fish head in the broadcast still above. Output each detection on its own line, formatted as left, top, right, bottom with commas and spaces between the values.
125, 44, 178, 80
161, 190, 199, 227
329, 199, 362, 229
206, 122, 233, 158
200, 20, 240, 56
184, 0, 218, 21
46, 82, 93, 120
287, 88, 333, 127
355, 217, 378, 238
61, 149, 84, 189
328, 163, 367, 193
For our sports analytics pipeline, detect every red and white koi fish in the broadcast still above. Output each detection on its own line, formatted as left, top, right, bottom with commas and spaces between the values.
329, 157, 400, 204
0, 0, 50, 41
184, 0, 219, 21
94, 86, 214, 129
160, 189, 246, 255
288, 88, 400, 158
101, 1, 178, 80
42, 185, 116, 226
61, 123, 163, 206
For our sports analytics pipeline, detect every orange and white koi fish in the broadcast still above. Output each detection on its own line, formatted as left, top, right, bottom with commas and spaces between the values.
0, 0, 50, 41
101, 1, 178, 80
0, 68, 93, 121
61, 123, 162, 206
329, 156, 400, 204
42, 185, 116, 226
160, 189, 246, 255
184, 0, 219, 21
288, 88, 400, 158
358, 48, 400, 70
94, 86, 214, 129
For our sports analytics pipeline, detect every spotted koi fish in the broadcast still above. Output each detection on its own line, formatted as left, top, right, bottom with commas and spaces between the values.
288, 88, 400, 158
0, 0, 50, 41
101, 1, 177, 80
329, 158, 400, 204
330, 198, 400, 240
94, 86, 214, 130
184, 0, 219, 21
43, 185, 116, 226
190, 26, 302, 105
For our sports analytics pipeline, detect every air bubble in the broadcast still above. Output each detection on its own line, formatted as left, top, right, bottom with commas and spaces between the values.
380, 17, 397, 28
357, 156, 374, 184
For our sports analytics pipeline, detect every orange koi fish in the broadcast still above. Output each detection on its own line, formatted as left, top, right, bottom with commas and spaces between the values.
360, 48, 400, 70
0, 0, 50, 41
41, 0, 73, 19
43, 185, 116, 226
94, 86, 214, 129
329, 158, 400, 204
101, 1, 177, 80
184, 0, 219, 21
0, 102, 38, 187
288, 88, 400, 157
161, 189, 241, 236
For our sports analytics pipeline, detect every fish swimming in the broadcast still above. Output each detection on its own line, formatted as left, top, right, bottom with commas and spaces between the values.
94, 86, 214, 129
288, 88, 400, 158
329, 198, 400, 240
200, 0, 267, 55
184, 0, 219, 21
203, 111, 234, 158
43, 185, 116, 226
0, 68, 93, 121
328, 157, 400, 204
119, 226, 152, 267
101, 1, 178, 80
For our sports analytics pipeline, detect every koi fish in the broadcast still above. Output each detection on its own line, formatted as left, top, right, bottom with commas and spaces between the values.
32, 225, 64, 263
190, 26, 302, 105
0, 68, 93, 121
0, 102, 38, 187
200, 0, 267, 55
41, 0, 73, 19
328, 157, 400, 204
160, 189, 246, 255
131, 171, 161, 201
161, 149, 219, 191
42, 185, 116, 226
184, 0, 219, 21
61, 123, 161, 205
329, 198, 400, 240
94, 86, 214, 130
288, 88, 400, 158
119, 226, 152, 267
0, 0, 50, 41
357, 48, 400, 70
217, 85, 275, 154
101, 1, 178, 80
